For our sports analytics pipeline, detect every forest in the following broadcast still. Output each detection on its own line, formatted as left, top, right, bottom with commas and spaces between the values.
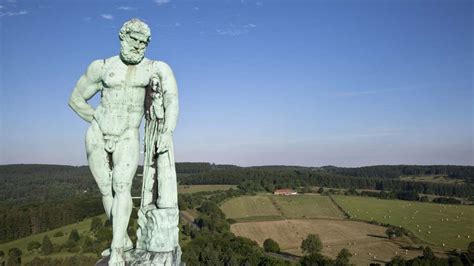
1, 163, 473, 243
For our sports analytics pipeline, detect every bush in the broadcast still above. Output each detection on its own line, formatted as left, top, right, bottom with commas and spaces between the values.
41, 235, 53, 255
263, 238, 280, 253
52, 231, 64, 237
27, 241, 41, 251
90, 217, 103, 232
301, 234, 322, 255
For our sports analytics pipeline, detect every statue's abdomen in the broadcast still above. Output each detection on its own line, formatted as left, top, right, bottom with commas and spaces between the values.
94, 87, 145, 136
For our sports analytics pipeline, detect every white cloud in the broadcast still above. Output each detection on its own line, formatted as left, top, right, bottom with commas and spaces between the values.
216, 23, 257, 37
154, 0, 171, 6
193, 6, 199, 11
0, 10, 28, 17
117, 6, 137, 11
100, 14, 114, 20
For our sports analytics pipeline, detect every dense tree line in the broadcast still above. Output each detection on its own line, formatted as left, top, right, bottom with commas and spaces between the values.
321, 165, 474, 183
180, 168, 474, 198
2, 164, 472, 206
0, 197, 103, 243
387, 245, 473, 266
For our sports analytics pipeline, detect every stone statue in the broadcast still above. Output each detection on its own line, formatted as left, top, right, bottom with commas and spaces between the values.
69, 19, 180, 265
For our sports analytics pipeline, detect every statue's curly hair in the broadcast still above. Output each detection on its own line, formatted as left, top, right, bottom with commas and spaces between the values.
119, 18, 151, 42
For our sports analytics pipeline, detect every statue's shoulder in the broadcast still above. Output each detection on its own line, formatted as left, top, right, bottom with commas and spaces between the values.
149, 60, 174, 76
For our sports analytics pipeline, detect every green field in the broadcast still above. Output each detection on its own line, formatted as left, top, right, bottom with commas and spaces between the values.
271, 195, 345, 219
220, 195, 281, 220
0, 215, 105, 264
220, 194, 345, 221
177, 184, 237, 194
399, 175, 464, 184
333, 195, 474, 249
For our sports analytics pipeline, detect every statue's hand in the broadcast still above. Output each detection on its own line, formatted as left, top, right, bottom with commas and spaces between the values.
157, 132, 172, 154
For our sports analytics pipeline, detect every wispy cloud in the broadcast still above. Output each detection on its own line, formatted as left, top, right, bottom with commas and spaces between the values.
193, 6, 199, 11
156, 22, 181, 28
334, 84, 422, 98
83, 17, 92, 22
335, 89, 395, 97
100, 14, 114, 20
154, 0, 171, 6
216, 23, 257, 37
256, 1, 263, 6
0, 10, 28, 17
117, 6, 136, 11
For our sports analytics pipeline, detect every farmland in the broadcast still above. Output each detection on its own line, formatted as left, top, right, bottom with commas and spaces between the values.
333, 195, 474, 249
177, 184, 237, 194
221, 193, 474, 264
220, 195, 281, 221
232, 219, 421, 265
271, 195, 345, 219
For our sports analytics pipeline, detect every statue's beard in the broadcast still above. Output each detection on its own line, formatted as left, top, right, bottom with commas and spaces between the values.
120, 43, 145, 65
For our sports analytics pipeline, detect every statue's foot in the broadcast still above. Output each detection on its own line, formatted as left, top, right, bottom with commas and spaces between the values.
101, 237, 133, 257
108, 248, 125, 266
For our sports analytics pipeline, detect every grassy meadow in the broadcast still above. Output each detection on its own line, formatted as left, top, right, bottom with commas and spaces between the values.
0, 215, 106, 264
177, 184, 237, 194
220, 195, 281, 221
271, 194, 345, 219
333, 195, 474, 249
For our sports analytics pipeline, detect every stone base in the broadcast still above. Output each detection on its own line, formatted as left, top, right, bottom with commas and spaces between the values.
96, 246, 182, 266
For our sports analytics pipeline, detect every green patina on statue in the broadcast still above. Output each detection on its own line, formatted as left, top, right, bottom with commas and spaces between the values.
69, 19, 180, 265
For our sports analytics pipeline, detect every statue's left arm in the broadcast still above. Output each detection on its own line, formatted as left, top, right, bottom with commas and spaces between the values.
154, 61, 179, 153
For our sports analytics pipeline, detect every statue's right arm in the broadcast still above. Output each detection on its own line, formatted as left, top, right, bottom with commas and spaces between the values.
68, 60, 104, 123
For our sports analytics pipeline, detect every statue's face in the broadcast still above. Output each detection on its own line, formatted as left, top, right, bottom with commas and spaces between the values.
120, 31, 149, 64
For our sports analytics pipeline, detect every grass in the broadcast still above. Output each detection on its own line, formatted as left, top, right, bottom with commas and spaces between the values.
0, 215, 106, 264
399, 175, 464, 184
220, 194, 346, 221
271, 195, 345, 219
220, 195, 280, 219
177, 184, 237, 194
231, 219, 421, 265
333, 195, 474, 250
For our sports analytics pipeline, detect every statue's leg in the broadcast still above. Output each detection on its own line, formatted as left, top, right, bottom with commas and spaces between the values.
85, 121, 113, 219
110, 129, 139, 250
156, 143, 178, 209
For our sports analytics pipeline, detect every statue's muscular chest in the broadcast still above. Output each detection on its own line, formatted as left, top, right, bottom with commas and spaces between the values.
100, 61, 154, 105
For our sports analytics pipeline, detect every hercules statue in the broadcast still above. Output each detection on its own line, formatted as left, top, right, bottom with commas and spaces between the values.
69, 19, 180, 265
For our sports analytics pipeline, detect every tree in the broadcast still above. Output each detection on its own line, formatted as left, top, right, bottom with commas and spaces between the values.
317, 187, 324, 194
336, 248, 352, 265
68, 229, 81, 242
300, 253, 333, 266
41, 235, 53, 255
90, 217, 103, 232
27, 241, 41, 251
301, 234, 322, 255
263, 238, 280, 253
7, 248, 22, 266
420, 196, 429, 202
422, 246, 434, 261
468, 241, 474, 261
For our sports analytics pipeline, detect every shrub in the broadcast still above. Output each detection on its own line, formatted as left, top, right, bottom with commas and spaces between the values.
263, 238, 280, 253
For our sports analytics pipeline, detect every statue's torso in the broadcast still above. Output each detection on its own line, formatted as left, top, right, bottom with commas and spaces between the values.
94, 56, 154, 136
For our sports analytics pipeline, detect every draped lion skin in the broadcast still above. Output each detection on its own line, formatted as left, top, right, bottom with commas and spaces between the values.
69, 19, 179, 265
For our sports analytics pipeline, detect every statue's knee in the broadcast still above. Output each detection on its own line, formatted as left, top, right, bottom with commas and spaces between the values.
98, 182, 112, 197
113, 182, 131, 194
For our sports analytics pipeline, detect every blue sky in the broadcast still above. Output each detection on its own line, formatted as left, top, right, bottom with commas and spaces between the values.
0, 0, 472, 167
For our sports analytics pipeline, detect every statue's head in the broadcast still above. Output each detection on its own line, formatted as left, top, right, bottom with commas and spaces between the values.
119, 19, 151, 65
